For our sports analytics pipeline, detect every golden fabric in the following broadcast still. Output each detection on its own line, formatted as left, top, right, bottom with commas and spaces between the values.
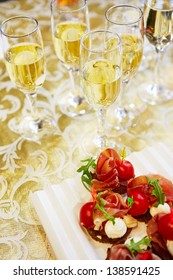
0, 0, 173, 260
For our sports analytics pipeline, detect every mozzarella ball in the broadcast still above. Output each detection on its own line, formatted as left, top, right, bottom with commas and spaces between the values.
150, 203, 170, 217
104, 218, 127, 239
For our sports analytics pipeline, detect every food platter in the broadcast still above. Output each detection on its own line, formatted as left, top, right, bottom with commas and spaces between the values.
31, 143, 173, 260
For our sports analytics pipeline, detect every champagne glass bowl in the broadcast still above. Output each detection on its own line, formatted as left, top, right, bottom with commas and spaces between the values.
80, 30, 122, 155
105, 4, 144, 130
0, 16, 57, 141
50, 0, 91, 117
139, 0, 173, 105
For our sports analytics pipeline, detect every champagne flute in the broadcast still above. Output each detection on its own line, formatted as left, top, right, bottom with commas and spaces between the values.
50, 0, 91, 117
0, 16, 57, 141
139, 0, 173, 105
105, 4, 144, 130
80, 30, 122, 155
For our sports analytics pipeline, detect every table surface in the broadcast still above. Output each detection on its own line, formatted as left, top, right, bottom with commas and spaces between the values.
1, 0, 173, 260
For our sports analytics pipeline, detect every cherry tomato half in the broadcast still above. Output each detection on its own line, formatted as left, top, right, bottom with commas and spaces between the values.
158, 210, 173, 240
117, 160, 135, 180
79, 202, 95, 228
127, 189, 149, 216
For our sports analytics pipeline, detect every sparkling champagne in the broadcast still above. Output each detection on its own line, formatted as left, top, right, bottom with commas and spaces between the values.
5, 43, 45, 94
81, 59, 121, 108
144, 1, 173, 51
53, 21, 87, 69
121, 34, 143, 82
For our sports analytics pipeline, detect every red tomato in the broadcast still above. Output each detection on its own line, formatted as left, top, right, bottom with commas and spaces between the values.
127, 189, 149, 216
79, 202, 95, 228
117, 160, 135, 180
136, 251, 153, 260
158, 210, 173, 240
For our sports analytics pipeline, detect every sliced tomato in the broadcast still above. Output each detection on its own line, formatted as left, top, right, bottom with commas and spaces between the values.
158, 209, 173, 240
79, 202, 95, 228
127, 188, 149, 216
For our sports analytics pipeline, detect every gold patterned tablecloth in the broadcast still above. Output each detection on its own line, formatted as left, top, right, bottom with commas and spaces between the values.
1, 0, 173, 260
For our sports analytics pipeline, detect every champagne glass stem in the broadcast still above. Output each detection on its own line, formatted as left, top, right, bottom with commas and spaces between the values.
115, 80, 129, 121
26, 92, 39, 120
96, 107, 107, 149
68, 68, 80, 98
118, 80, 128, 108
154, 50, 164, 86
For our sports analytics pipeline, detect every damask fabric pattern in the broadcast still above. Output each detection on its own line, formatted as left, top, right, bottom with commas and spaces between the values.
0, 0, 173, 260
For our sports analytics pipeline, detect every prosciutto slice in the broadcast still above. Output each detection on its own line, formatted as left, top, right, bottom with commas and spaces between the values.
147, 214, 173, 260
106, 244, 133, 260
93, 191, 129, 222
128, 174, 173, 205
106, 244, 161, 260
91, 175, 119, 192
149, 174, 173, 203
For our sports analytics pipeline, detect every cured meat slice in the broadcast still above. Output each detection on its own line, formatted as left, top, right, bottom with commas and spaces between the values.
147, 214, 173, 260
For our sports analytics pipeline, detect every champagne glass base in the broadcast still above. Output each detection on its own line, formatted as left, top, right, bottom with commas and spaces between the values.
58, 90, 92, 118
138, 83, 173, 105
80, 129, 128, 157
22, 116, 58, 141
11, 114, 58, 142
107, 105, 140, 131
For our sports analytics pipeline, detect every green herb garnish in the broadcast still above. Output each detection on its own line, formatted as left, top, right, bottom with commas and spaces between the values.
127, 196, 134, 207
146, 176, 165, 207
94, 192, 115, 224
126, 236, 152, 257
77, 157, 96, 191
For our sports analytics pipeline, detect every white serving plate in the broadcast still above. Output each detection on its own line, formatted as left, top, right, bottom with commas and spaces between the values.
30, 143, 173, 260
